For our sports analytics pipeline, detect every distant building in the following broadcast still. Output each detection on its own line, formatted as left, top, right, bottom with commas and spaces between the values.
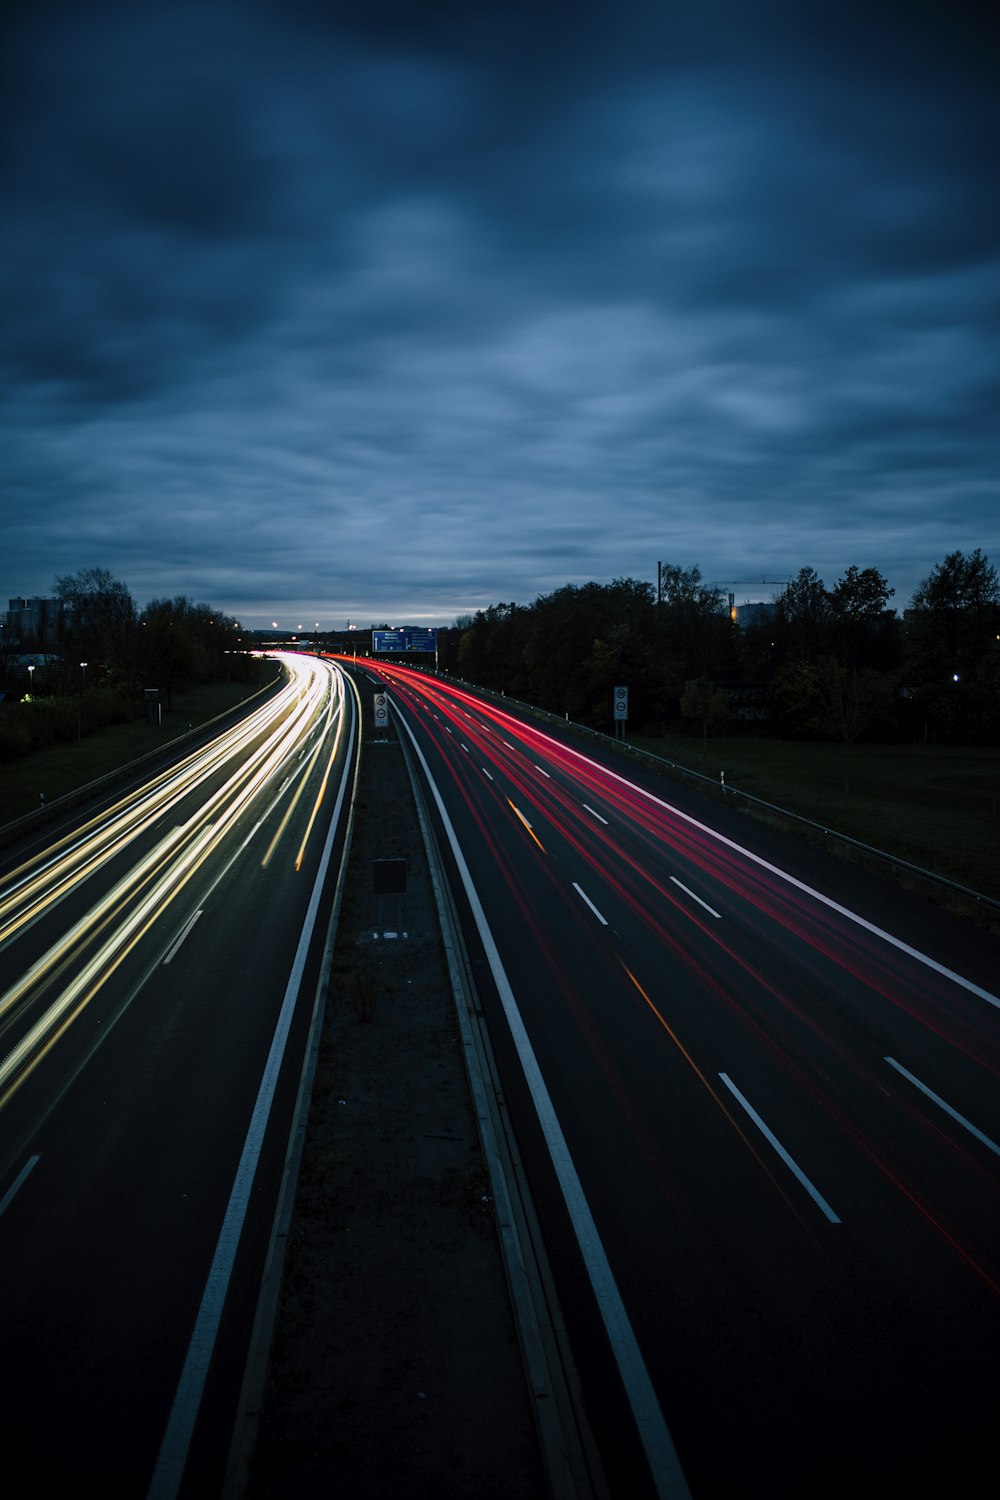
5, 597, 63, 646
729, 599, 776, 630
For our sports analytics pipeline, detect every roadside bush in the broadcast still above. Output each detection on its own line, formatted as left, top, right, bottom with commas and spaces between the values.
0, 709, 35, 762
0, 688, 139, 762
4, 699, 79, 757
80, 686, 138, 737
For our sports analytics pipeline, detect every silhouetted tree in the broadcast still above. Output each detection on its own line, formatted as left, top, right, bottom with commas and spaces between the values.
680, 676, 731, 753
770, 658, 831, 739
53, 567, 138, 691
829, 565, 899, 671
138, 597, 248, 704
904, 549, 1000, 742
771, 567, 833, 664
138, 598, 202, 707
657, 563, 733, 681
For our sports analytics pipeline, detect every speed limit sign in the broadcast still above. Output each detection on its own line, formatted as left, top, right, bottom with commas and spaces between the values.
373, 692, 389, 728
613, 686, 628, 721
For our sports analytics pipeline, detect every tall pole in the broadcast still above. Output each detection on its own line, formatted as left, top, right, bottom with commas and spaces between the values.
78, 661, 87, 742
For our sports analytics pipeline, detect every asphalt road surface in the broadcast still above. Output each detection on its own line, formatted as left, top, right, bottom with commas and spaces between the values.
0, 655, 359, 1499
365, 660, 1000, 1499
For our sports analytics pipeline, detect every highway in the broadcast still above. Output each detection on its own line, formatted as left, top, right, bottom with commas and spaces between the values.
0, 654, 359, 1499
364, 660, 1000, 1499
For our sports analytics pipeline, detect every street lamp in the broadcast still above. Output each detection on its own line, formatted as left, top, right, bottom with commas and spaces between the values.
27, 663, 35, 698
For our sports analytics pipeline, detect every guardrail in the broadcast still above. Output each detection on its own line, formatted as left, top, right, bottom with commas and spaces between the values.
631, 741, 1000, 916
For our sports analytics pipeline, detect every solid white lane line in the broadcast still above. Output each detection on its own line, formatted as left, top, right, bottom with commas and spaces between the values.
885, 1057, 1000, 1159
147, 691, 358, 1500
162, 910, 204, 966
670, 877, 722, 919
572, 882, 609, 926
718, 1073, 841, 1224
394, 711, 690, 1500
0, 1155, 40, 1219
583, 804, 608, 825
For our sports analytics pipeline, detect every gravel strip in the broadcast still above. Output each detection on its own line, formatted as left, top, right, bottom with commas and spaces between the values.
245, 697, 546, 1499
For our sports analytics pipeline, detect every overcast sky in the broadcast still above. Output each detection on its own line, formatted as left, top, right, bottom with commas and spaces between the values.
3, 1, 998, 629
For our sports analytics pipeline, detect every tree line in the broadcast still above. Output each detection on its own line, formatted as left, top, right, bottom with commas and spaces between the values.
1, 567, 261, 762
440, 550, 1000, 745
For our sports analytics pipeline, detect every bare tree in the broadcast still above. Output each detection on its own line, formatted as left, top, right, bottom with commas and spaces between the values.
53, 567, 137, 683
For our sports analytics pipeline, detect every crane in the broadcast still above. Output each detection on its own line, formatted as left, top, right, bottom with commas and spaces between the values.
710, 579, 790, 627
715, 577, 789, 604
715, 577, 789, 589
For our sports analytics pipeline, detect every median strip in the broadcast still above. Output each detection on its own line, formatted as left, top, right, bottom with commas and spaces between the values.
396, 713, 690, 1499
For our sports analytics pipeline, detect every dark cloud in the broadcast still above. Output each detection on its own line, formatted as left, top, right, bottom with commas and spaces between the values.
2, 1, 997, 626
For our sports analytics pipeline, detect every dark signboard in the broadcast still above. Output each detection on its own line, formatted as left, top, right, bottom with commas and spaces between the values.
372, 858, 407, 895
372, 628, 437, 653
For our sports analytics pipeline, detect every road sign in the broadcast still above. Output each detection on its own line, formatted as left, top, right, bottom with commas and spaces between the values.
373, 691, 389, 729
372, 628, 437, 653
613, 685, 629, 721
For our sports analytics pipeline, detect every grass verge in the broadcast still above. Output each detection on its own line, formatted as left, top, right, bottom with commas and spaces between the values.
631, 734, 999, 906
0, 669, 280, 826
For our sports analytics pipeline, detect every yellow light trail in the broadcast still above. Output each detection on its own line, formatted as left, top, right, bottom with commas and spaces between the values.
507, 797, 546, 853
262, 670, 344, 870
0, 654, 350, 1111
294, 679, 350, 871
0, 824, 218, 1103
0, 658, 311, 950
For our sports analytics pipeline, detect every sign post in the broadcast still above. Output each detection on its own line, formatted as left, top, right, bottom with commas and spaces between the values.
373, 691, 389, 739
613, 685, 629, 740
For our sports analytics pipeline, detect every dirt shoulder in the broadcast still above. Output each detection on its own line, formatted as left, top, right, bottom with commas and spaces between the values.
244, 701, 547, 1498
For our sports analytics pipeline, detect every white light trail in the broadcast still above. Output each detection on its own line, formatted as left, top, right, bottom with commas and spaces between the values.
0, 655, 348, 1109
